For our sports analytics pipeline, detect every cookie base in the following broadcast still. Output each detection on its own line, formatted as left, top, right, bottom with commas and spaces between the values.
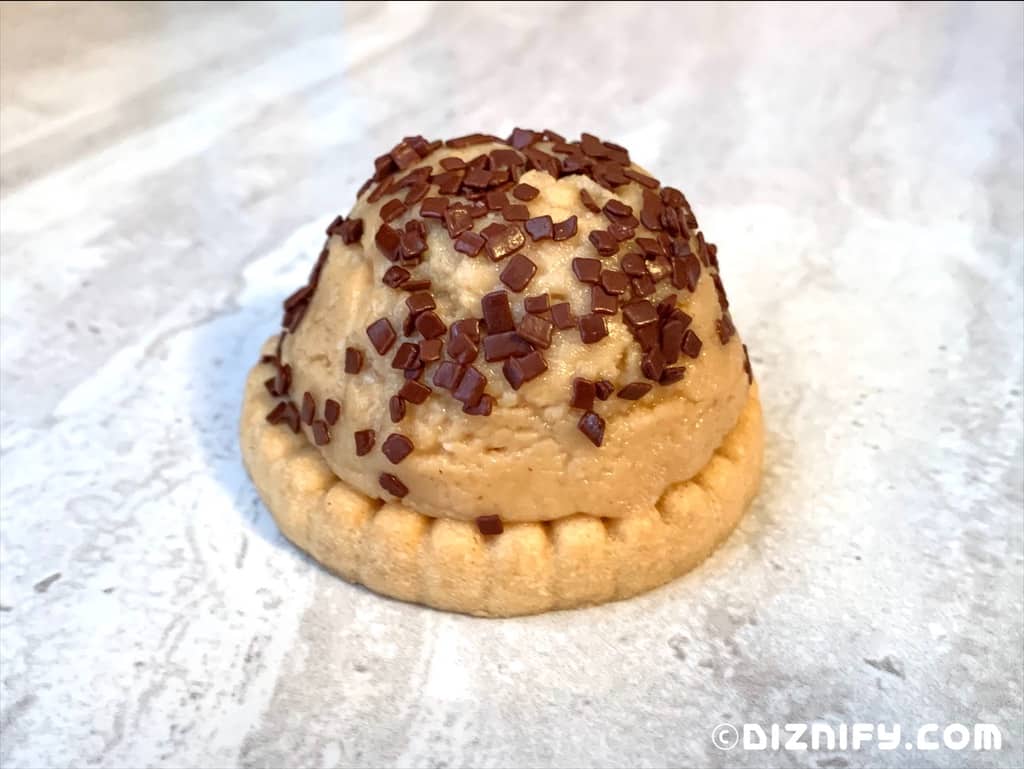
240, 353, 764, 617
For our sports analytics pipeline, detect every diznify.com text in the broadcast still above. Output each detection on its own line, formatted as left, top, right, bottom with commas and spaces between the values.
710, 722, 1002, 752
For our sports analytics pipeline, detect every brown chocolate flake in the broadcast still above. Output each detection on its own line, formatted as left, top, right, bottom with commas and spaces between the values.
383, 265, 411, 288
572, 257, 603, 284
742, 343, 753, 383
634, 323, 659, 352
631, 274, 656, 298
622, 299, 658, 329
552, 215, 578, 241
570, 378, 596, 410
588, 230, 619, 256
401, 278, 432, 292
382, 433, 414, 464
594, 379, 614, 400
603, 198, 633, 219
591, 285, 618, 315
483, 331, 533, 361
440, 157, 465, 170
391, 342, 420, 370
399, 379, 432, 404
624, 167, 659, 188
524, 215, 554, 241
499, 253, 537, 292
282, 402, 301, 432
579, 189, 601, 213
448, 230, 483, 257
345, 347, 364, 374
420, 196, 449, 219
390, 141, 420, 170
660, 366, 687, 385
503, 204, 530, 222
550, 302, 575, 330
463, 393, 494, 416
490, 149, 523, 169
339, 218, 364, 244
660, 319, 685, 365
312, 420, 331, 446
642, 348, 665, 381
517, 313, 553, 349
284, 283, 314, 311
402, 312, 416, 337
404, 363, 424, 380
273, 363, 292, 396
355, 429, 376, 456
405, 291, 436, 316
512, 183, 539, 201
389, 395, 406, 424
366, 318, 397, 355
481, 291, 515, 333
600, 269, 629, 295
415, 311, 447, 340
265, 402, 289, 426
375, 224, 402, 261
418, 338, 443, 363
608, 221, 635, 242
432, 361, 466, 391
620, 252, 646, 277
447, 332, 479, 364
433, 170, 465, 195
451, 318, 481, 342
443, 204, 473, 238
578, 313, 609, 344
399, 225, 427, 259
476, 514, 504, 535
508, 127, 539, 149
453, 366, 487, 407
672, 254, 701, 292
523, 293, 550, 315
380, 199, 407, 223
404, 183, 429, 206
681, 329, 703, 358
578, 411, 605, 447
482, 223, 525, 261
618, 382, 652, 400
523, 147, 561, 178
716, 314, 737, 344
379, 473, 409, 498
485, 190, 508, 211
301, 391, 316, 425
462, 166, 493, 190
324, 399, 341, 425
503, 350, 547, 390
648, 254, 672, 282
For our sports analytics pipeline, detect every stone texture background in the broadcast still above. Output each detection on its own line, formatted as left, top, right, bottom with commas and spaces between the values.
1, 2, 1021, 767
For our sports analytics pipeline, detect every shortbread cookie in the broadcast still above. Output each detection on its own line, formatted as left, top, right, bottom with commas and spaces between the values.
241, 129, 763, 616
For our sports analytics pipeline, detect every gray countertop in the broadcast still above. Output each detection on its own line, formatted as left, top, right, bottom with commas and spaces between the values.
1, 2, 1022, 767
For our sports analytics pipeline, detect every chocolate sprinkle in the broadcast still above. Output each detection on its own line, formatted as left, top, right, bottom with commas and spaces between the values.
382, 433, 414, 464
418, 338, 443, 362
379, 473, 409, 498
375, 223, 402, 261
453, 366, 487, 407
578, 313, 609, 344
512, 183, 539, 201
432, 360, 466, 390
600, 269, 629, 295
499, 253, 537, 292
483, 331, 533, 361
502, 350, 547, 390
420, 196, 448, 219
681, 329, 703, 358
448, 332, 479, 364
618, 382, 652, 400
454, 230, 486, 256
301, 391, 316, 425
594, 379, 614, 400
312, 420, 330, 445
550, 302, 575, 329
570, 378, 596, 410
524, 215, 554, 241
443, 204, 473, 238
383, 265, 411, 288
345, 347, 364, 375
503, 203, 531, 222
399, 379, 432, 404
578, 411, 605, 447
415, 310, 447, 340
391, 342, 420, 370
660, 366, 686, 385
366, 318, 397, 355
355, 429, 376, 456
463, 393, 494, 416
380, 198, 407, 223
476, 515, 504, 535
523, 293, 550, 314
324, 399, 341, 425
481, 291, 515, 333
580, 189, 601, 213
573, 258, 603, 284
517, 313, 553, 348
588, 230, 619, 256
483, 223, 526, 262
552, 215, 578, 241
405, 291, 436, 316
591, 285, 618, 315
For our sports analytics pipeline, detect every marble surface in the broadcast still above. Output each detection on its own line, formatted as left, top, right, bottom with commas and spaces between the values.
1, 2, 1022, 767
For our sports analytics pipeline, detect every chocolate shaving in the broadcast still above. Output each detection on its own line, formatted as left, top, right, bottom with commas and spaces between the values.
577, 411, 605, 447
355, 429, 376, 456
476, 515, 504, 535
379, 473, 409, 498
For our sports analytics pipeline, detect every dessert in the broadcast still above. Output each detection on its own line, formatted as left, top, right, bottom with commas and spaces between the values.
240, 129, 763, 616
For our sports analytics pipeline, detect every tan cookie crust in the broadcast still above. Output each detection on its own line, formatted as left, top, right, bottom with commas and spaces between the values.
240, 352, 763, 617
